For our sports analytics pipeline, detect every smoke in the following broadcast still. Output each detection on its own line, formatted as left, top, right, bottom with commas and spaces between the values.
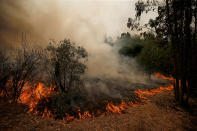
0, 0, 156, 99
0, 0, 132, 46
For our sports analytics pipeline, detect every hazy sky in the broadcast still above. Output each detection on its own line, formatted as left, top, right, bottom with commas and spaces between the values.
0, 0, 138, 47
0, 0, 156, 48
0, 0, 154, 81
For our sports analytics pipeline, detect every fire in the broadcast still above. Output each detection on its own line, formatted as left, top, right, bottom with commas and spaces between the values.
64, 113, 75, 122
134, 73, 174, 101
106, 102, 123, 114
10, 73, 174, 121
63, 110, 93, 122
19, 82, 56, 115
19, 82, 94, 120
42, 107, 54, 120
105, 100, 137, 114
154, 73, 174, 81
134, 85, 173, 101
17, 81, 138, 120
78, 109, 92, 119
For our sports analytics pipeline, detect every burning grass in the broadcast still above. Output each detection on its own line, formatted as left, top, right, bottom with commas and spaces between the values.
13, 81, 140, 121
33, 87, 141, 121
134, 85, 173, 101
1, 73, 174, 122
19, 83, 56, 113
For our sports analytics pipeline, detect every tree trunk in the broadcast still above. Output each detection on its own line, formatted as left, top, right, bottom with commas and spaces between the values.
174, 78, 180, 101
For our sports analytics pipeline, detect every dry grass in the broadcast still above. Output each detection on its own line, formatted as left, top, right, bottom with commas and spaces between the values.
0, 90, 197, 131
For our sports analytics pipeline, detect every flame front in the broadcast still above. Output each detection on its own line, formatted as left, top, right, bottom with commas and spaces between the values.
19, 82, 56, 116
134, 85, 173, 101
134, 73, 174, 101
154, 73, 174, 81
16, 73, 174, 121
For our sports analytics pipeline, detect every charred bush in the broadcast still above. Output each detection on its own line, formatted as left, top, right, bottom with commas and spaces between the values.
0, 52, 10, 98
10, 49, 43, 102
0, 48, 44, 102
36, 82, 141, 120
36, 87, 88, 119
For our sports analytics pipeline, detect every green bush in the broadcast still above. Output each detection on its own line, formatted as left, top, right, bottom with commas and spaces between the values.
117, 32, 173, 75
136, 38, 173, 75
119, 43, 143, 57
117, 33, 143, 57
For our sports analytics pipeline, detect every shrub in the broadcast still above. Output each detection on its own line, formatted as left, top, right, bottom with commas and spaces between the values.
136, 38, 173, 75
45, 39, 88, 93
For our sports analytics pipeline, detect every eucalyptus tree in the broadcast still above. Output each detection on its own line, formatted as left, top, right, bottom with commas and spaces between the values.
127, 0, 197, 105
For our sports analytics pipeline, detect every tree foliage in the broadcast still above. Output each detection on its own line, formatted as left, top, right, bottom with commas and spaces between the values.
0, 39, 88, 104
46, 39, 88, 93
136, 36, 172, 75
116, 33, 143, 57
116, 32, 172, 75
128, 0, 197, 105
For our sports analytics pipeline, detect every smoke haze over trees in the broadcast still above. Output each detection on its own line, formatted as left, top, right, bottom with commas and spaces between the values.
0, 1, 197, 130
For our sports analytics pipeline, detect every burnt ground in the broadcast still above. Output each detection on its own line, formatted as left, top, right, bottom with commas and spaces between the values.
1, 89, 197, 131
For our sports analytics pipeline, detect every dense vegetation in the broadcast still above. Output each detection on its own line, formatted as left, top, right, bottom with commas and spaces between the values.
113, 32, 172, 76
0, 39, 88, 102
126, 0, 197, 105
0, 39, 139, 119
0, 0, 196, 121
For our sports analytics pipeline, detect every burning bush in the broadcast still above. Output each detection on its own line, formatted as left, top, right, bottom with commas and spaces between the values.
0, 38, 173, 122
0, 38, 88, 102
35, 86, 140, 120
0, 52, 10, 97
33, 39, 92, 119
0, 48, 44, 102
36, 88, 87, 119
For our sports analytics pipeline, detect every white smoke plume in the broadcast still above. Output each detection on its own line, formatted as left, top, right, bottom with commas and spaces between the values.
0, 0, 161, 99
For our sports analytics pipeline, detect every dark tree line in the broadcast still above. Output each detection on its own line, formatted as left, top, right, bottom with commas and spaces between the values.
128, 0, 197, 105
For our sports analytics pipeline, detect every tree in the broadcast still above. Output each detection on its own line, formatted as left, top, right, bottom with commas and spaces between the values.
0, 52, 10, 97
10, 49, 42, 102
128, 0, 197, 105
136, 36, 172, 75
116, 32, 172, 78
117, 33, 143, 57
46, 39, 88, 93
35, 39, 88, 119
0, 48, 43, 102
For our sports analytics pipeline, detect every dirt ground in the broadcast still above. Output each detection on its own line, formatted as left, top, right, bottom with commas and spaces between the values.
0, 90, 197, 131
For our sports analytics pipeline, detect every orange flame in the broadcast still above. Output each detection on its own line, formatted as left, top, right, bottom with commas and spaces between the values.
19, 82, 56, 116
134, 73, 174, 101
16, 73, 174, 121
105, 100, 128, 114
64, 113, 75, 122
134, 85, 173, 101
154, 73, 174, 81
78, 109, 92, 119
